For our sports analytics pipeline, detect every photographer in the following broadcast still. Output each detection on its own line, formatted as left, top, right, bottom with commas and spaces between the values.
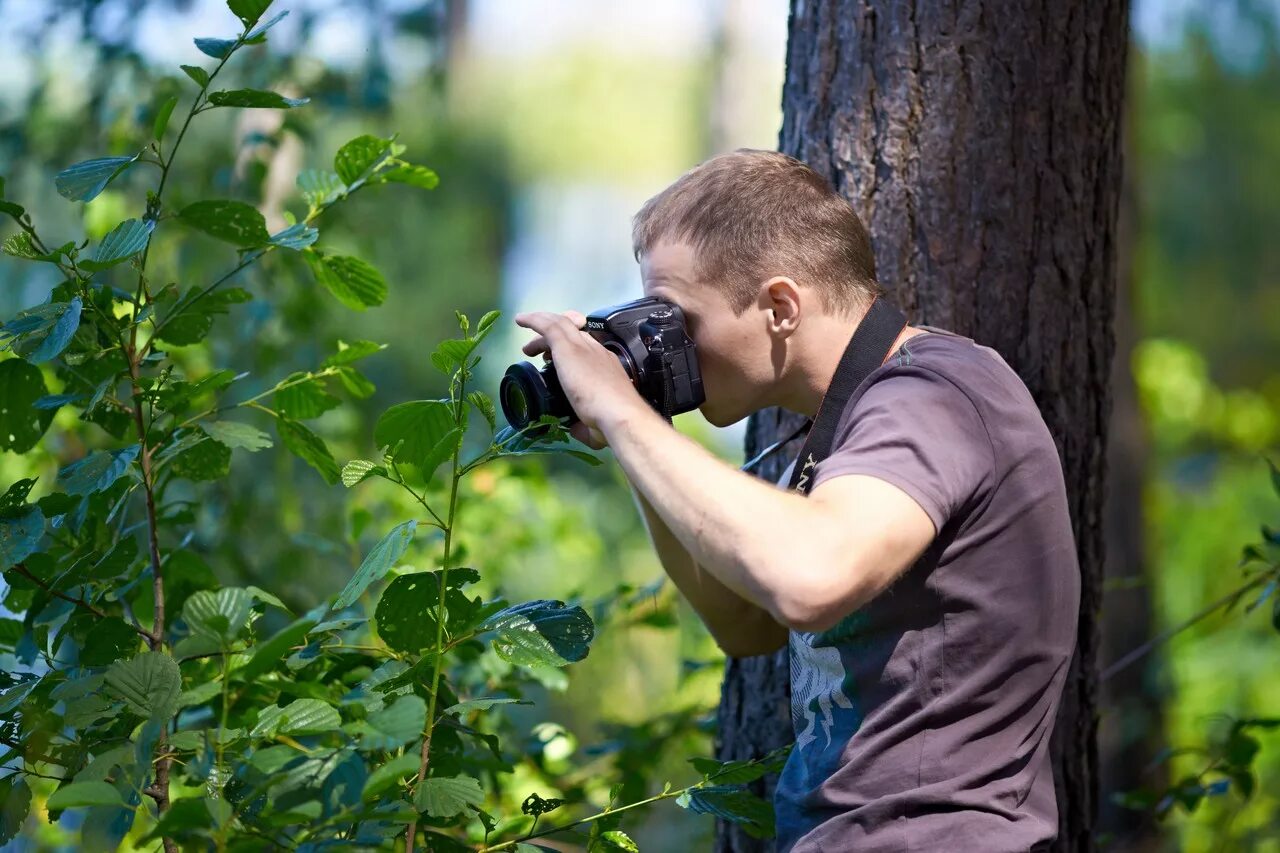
514, 149, 1078, 853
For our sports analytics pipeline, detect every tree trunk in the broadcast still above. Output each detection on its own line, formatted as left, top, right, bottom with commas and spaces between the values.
719, 3, 1129, 851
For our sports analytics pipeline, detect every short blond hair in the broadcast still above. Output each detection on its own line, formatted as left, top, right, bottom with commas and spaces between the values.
632, 149, 881, 318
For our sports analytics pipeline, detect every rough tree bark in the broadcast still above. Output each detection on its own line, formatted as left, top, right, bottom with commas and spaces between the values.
717, 3, 1129, 851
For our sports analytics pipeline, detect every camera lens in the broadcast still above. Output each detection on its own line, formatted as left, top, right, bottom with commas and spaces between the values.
500, 361, 574, 432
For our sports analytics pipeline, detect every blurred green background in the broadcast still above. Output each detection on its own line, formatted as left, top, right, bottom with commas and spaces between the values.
0, 0, 1278, 849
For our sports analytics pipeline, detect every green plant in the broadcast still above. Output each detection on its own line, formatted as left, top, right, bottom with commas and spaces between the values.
0, 2, 785, 849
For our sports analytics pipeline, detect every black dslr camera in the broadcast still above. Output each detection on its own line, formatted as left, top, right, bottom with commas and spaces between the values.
500, 296, 705, 433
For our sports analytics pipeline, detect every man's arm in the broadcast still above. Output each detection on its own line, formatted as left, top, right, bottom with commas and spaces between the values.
601, 403, 937, 634
629, 482, 788, 657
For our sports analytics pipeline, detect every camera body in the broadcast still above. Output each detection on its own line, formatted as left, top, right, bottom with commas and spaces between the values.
500, 296, 705, 433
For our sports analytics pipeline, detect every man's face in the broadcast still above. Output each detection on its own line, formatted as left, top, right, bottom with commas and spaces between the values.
640, 240, 770, 427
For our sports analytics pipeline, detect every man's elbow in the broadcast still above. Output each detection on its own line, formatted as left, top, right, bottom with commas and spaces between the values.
771, 567, 869, 634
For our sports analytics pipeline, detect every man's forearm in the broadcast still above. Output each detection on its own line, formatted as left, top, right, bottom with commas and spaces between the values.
628, 482, 787, 657
600, 403, 824, 629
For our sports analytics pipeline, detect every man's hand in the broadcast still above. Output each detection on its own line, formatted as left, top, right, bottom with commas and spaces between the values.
514, 309, 647, 450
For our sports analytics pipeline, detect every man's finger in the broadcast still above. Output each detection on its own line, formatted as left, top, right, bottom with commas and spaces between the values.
515, 312, 579, 347
521, 336, 547, 356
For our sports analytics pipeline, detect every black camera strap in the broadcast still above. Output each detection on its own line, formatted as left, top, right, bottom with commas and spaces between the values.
785, 296, 908, 495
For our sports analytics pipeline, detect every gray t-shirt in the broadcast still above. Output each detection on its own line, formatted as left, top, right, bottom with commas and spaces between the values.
771, 326, 1079, 852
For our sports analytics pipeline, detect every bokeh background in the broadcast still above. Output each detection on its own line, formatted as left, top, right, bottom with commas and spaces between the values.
0, 0, 1278, 849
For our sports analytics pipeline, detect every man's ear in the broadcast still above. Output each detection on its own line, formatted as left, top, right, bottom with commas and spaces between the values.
762, 277, 802, 336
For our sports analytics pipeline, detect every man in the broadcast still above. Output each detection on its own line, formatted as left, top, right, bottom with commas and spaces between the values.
514, 149, 1079, 852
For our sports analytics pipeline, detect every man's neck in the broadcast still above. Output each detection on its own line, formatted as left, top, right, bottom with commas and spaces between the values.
782, 314, 924, 417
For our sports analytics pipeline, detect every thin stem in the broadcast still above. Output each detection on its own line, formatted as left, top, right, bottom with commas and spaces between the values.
1100, 571, 1273, 683
10, 563, 151, 639
476, 787, 687, 853
406, 368, 467, 853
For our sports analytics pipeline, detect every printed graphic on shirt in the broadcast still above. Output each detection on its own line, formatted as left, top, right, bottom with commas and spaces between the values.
788, 610, 870, 778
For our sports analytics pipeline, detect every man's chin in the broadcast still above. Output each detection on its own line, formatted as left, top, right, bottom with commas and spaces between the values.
700, 404, 741, 429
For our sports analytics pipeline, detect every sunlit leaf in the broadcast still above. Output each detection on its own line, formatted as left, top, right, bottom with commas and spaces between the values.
251, 698, 339, 738
334, 134, 394, 185
0, 505, 42, 570
269, 222, 318, 250
183, 587, 254, 642
105, 652, 181, 721
332, 519, 416, 609
415, 775, 484, 818
323, 339, 385, 367
305, 252, 388, 310
297, 169, 344, 207
55, 155, 139, 202
377, 163, 439, 190
57, 445, 139, 496
47, 781, 125, 810
479, 600, 595, 669
341, 459, 386, 488
374, 400, 456, 471
228, 0, 272, 27
676, 785, 774, 839
82, 220, 155, 271
275, 373, 340, 419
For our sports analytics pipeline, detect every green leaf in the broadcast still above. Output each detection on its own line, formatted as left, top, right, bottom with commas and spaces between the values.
207, 89, 309, 109
361, 753, 418, 800
47, 781, 126, 810
81, 618, 141, 666
415, 775, 484, 818
0, 776, 30, 843
105, 652, 181, 720
480, 600, 595, 668
332, 520, 416, 609
2, 232, 38, 259
57, 444, 139, 496
202, 420, 272, 451
1270, 457, 1280, 499
278, 417, 341, 485
689, 746, 791, 785
433, 338, 477, 372
0, 505, 43, 569
356, 695, 425, 751
180, 64, 209, 87
245, 10, 288, 39
156, 286, 253, 346
676, 785, 774, 839
374, 400, 456, 470
467, 391, 497, 432
377, 163, 440, 190
194, 37, 237, 59
597, 830, 639, 852
375, 573, 447, 654
306, 252, 388, 310
476, 309, 501, 340
323, 339, 386, 367
276, 373, 340, 419
239, 615, 317, 683
82, 219, 155, 271
269, 222, 318, 250
55, 155, 139, 202
9, 297, 83, 363
334, 135, 394, 185
178, 199, 270, 248
0, 361, 55, 452
183, 588, 254, 642
297, 169, 345, 207
251, 698, 339, 738
341, 459, 386, 487
153, 95, 178, 141
228, 0, 272, 26
443, 697, 529, 717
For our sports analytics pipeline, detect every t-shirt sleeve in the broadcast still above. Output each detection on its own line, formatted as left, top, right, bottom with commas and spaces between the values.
810, 366, 994, 533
